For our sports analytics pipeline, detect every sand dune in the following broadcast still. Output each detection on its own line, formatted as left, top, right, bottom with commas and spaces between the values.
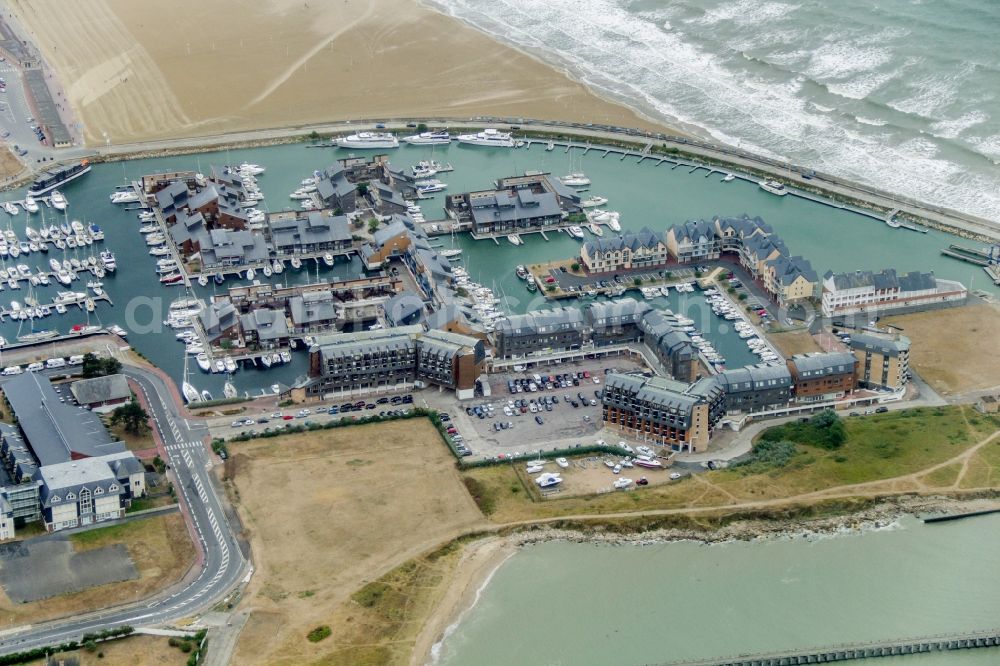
9, 0, 670, 145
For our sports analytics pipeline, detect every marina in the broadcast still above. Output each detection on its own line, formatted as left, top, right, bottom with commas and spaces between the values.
0, 139, 992, 400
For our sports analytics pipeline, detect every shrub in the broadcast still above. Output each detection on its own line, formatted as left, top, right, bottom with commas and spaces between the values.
307, 625, 332, 643
735, 440, 796, 473
760, 409, 846, 450
570, 262, 580, 272
633, 277, 642, 286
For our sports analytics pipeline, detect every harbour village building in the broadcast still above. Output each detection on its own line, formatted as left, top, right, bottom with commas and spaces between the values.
787, 352, 858, 402
0, 374, 146, 537
445, 173, 575, 237
820, 268, 968, 319
580, 228, 670, 273
302, 326, 485, 400
848, 333, 911, 391
493, 308, 586, 358
601, 373, 725, 452
715, 364, 794, 413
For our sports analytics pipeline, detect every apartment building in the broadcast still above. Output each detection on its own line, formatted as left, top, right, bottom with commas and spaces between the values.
585, 298, 651, 347
849, 333, 911, 391
601, 373, 725, 452
787, 352, 858, 402
665, 220, 721, 263
821, 269, 968, 318
580, 228, 670, 273
0, 374, 146, 537
304, 326, 484, 399
493, 307, 586, 358
716, 363, 794, 413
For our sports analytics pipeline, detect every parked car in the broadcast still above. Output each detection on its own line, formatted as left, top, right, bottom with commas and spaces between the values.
875, 406, 889, 413
535, 415, 544, 425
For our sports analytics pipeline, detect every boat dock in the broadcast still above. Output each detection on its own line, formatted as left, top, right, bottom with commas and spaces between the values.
0, 194, 65, 212
526, 139, 932, 233
940, 243, 998, 266
0, 292, 113, 322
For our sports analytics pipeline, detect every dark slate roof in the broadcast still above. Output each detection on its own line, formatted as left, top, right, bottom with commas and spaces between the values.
240, 308, 290, 341
718, 363, 792, 391
583, 227, 664, 255
289, 290, 338, 325
5, 373, 125, 466
848, 333, 911, 356
385, 291, 425, 326
495, 307, 585, 336
69, 375, 131, 405
468, 190, 562, 224
826, 268, 935, 292
789, 352, 857, 377
586, 297, 651, 327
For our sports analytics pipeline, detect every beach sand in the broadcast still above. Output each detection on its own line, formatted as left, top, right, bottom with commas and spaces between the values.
410, 536, 516, 666
8, 0, 672, 146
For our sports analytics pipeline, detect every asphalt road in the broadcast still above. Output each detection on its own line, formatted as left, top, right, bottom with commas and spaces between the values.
0, 365, 248, 655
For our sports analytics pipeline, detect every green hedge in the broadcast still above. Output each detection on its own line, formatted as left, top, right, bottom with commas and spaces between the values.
0, 626, 134, 665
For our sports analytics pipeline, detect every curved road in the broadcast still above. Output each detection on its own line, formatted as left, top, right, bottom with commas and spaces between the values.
0, 365, 247, 654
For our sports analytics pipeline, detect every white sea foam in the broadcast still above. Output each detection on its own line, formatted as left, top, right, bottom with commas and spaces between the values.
428, 0, 1000, 220
930, 110, 989, 139
855, 116, 888, 127
805, 42, 894, 80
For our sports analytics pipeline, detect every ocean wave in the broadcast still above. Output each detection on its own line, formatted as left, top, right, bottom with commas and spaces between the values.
427, 0, 1000, 220
929, 110, 990, 139
855, 116, 888, 127
685, 0, 801, 27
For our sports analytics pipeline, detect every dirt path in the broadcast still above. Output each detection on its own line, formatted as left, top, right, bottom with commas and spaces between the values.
496, 427, 1000, 528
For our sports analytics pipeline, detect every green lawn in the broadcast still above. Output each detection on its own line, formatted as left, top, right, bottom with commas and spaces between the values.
463, 406, 999, 523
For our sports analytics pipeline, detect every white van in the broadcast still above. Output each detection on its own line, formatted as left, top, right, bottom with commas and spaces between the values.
67, 355, 85, 366
1, 366, 22, 376
26, 362, 43, 372
45, 357, 67, 369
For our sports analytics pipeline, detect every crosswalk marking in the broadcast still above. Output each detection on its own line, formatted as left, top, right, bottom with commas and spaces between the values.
164, 440, 203, 452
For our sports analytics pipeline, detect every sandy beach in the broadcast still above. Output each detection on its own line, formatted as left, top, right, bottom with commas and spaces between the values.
8, 0, 672, 146
410, 536, 517, 666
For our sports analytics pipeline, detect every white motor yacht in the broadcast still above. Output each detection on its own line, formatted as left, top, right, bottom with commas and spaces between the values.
402, 130, 450, 145
566, 226, 585, 239
455, 128, 515, 147
759, 180, 788, 196
580, 195, 608, 208
334, 132, 399, 149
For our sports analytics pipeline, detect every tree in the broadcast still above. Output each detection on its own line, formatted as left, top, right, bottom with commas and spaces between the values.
367, 218, 380, 234
570, 262, 581, 272
308, 130, 320, 141
417, 123, 428, 133
355, 182, 369, 196
633, 277, 642, 286
110, 399, 150, 435
81, 352, 102, 378
81, 353, 121, 378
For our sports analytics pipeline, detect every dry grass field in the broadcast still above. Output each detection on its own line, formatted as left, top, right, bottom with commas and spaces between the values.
769, 330, 824, 357
0, 514, 195, 626
883, 302, 1000, 396
28, 635, 189, 666
225, 419, 486, 666
9, 0, 666, 146
0, 148, 23, 181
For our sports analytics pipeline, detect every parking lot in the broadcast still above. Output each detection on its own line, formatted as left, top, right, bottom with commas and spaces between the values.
432, 357, 649, 459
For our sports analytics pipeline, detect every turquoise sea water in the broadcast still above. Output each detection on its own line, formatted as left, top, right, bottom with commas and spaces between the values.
1, 141, 995, 396
427, 0, 1000, 222
435, 515, 1000, 665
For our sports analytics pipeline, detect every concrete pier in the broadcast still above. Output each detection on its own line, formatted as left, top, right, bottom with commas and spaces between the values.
662, 629, 1000, 665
